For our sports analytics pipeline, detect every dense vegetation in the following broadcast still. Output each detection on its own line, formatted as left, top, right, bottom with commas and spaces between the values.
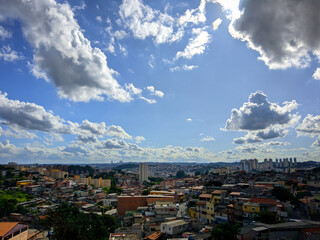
40, 203, 119, 240
211, 223, 240, 240
103, 186, 123, 194
176, 170, 186, 179
0, 190, 34, 217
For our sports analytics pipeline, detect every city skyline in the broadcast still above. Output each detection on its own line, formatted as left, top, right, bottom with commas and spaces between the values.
0, 0, 320, 164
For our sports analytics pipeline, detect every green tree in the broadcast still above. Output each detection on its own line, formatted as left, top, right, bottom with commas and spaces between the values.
142, 189, 150, 195
255, 211, 278, 224
271, 186, 294, 202
40, 203, 119, 240
211, 223, 240, 240
176, 170, 186, 179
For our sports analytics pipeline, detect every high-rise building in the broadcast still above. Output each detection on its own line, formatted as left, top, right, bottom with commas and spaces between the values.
139, 163, 148, 183
284, 158, 289, 168
269, 159, 273, 170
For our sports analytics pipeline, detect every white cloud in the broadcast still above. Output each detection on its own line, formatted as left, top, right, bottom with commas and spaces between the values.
139, 96, 157, 104
223, 0, 320, 76
313, 68, 320, 80
225, 91, 299, 145
312, 137, 320, 147
114, 30, 128, 39
0, 26, 12, 39
0, 91, 138, 145
225, 91, 299, 131
296, 114, 320, 137
186, 118, 192, 122
178, 0, 207, 26
296, 114, 320, 148
0, 45, 23, 62
146, 86, 164, 98
148, 54, 155, 68
0, 91, 66, 132
78, 120, 107, 136
119, 43, 128, 56
106, 125, 132, 139
175, 28, 210, 60
233, 128, 288, 144
0, 126, 37, 139
0, 0, 133, 102
212, 18, 222, 31
119, 0, 183, 44
135, 136, 146, 143
170, 64, 198, 72
201, 136, 215, 142
98, 138, 129, 149
96, 16, 102, 22
125, 83, 142, 95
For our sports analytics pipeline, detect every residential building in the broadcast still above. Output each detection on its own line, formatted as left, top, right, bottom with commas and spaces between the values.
139, 163, 148, 183
160, 220, 189, 236
0, 222, 28, 240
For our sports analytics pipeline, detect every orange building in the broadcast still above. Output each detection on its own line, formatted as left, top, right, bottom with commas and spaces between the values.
0, 222, 28, 240
118, 196, 147, 216
147, 195, 174, 205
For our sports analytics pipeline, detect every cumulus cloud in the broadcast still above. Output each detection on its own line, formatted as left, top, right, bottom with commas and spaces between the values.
201, 136, 215, 142
146, 86, 164, 98
106, 125, 132, 139
223, 0, 320, 79
0, 0, 134, 102
233, 128, 288, 144
78, 120, 107, 136
0, 126, 37, 139
0, 45, 23, 62
0, 91, 66, 132
225, 91, 299, 131
0, 91, 137, 145
98, 138, 129, 149
0, 140, 17, 154
186, 118, 192, 122
296, 114, 320, 147
225, 91, 299, 145
175, 28, 210, 60
119, 0, 183, 44
296, 114, 320, 136
77, 135, 98, 144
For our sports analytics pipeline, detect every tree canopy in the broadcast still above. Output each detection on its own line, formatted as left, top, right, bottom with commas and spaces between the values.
40, 203, 119, 240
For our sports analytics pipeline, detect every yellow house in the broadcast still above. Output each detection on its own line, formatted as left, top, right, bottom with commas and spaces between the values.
16, 180, 32, 188
188, 207, 198, 219
211, 190, 226, 204
206, 197, 215, 224
242, 202, 260, 218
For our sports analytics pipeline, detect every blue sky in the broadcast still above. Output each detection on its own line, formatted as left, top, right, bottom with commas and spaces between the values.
0, 0, 320, 164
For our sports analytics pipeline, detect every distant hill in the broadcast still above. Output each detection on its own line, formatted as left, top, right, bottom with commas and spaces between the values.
113, 163, 139, 170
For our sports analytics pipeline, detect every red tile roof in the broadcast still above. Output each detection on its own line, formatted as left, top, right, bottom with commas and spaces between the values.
250, 198, 278, 205
144, 232, 163, 240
